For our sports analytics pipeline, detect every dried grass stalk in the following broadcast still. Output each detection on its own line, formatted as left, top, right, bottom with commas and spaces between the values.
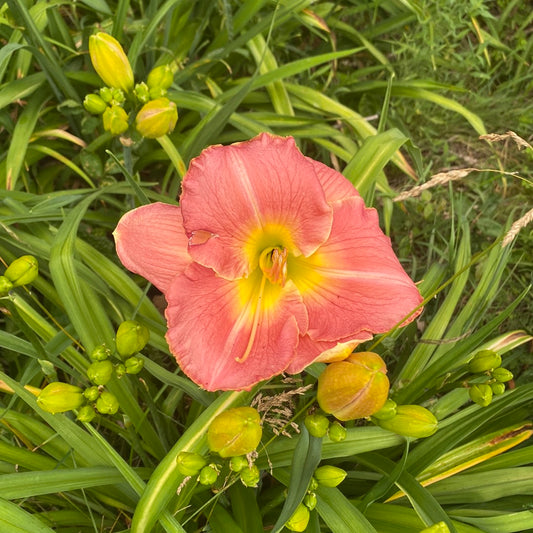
480, 131, 533, 151
502, 208, 533, 247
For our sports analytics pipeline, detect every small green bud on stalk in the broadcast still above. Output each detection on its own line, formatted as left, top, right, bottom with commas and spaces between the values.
371, 398, 397, 421
102, 105, 129, 136
176, 452, 207, 476
491, 381, 506, 396
125, 355, 144, 374
4, 255, 38, 287
110, 88, 125, 105
308, 477, 318, 491
229, 455, 248, 472
314, 465, 347, 487
198, 464, 218, 486
87, 360, 114, 386
328, 421, 347, 442
469, 383, 493, 407
377, 405, 438, 438
89, 32, 134, 92
147, 64, 174, 92
116, 320, 150, 359
99, 87, 113, 103
468, 350, 502, 373
91, 344, 112, 361
84, 94, 107, 114
207, 406, 262, 458
135, 97, 178, 139
304, 413, 329, 438
492, 367, 513, 383
134, 82, 150, 104
83, 385, 100, 402
0, 276, 13, 296
95, 391, 119, 415
77, 405, 96, 423
115, 363, 126, 379
303, 492, 317, 511
285, 503, 310, 532
239, 464, 260, 487
37, 382, 84, 414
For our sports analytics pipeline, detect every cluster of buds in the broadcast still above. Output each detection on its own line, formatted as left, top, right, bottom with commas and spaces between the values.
37, 320, 149, 420
467, 349, 514, 407
304, 413, 346, 442
0, 255, 39, 296
84, 32, 178, 139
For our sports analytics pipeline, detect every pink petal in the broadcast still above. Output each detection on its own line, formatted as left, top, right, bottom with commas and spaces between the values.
165, 263, 308, 391
180, 133, 333, 280
307, 158, 360, 204
114, 202, 192, 293
290, 196, 423, 342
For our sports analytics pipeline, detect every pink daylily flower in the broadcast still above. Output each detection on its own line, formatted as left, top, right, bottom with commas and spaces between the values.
114, 133, 423, 391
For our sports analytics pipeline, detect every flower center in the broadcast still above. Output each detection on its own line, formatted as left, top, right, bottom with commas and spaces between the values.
259, 246, 288, 287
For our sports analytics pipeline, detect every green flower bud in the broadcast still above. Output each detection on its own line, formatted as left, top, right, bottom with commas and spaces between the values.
134, 82, 150, 104
285, 503, 310, 532
95, 391, 119, 415
314, 465, 347, 488
304, 413, 329, 438
83, 385, 100, 402
4, 255, 38, 287
491, 381, 506, 396
317, 352, 389, 421
308, 477, 318, 492
83, 94, 107, 114
469, 383, 493, 407
492, 367, 513, 383
147, 64, 174, 91
199, 464, 219, 486
99, 86, 113, 103
420, 521, 450, 533
303, 492, 317, 511
207, 406, 262, 458
328, 421, 347, 442
468, 350, 502, 373
135, 97, 178, 139
239, 464, 260, 487
77, 405, 96, 423
87, 360, 114, 386
176, 451, 207, 476
115, 363, 126, 379
377, 405, 438, 438
37, 382, 84, 414
125, 355, 144, 374
90, 344, 112, 361
0, 275, 13, 296
88, 32, 134, 92
229, 455, 248, 473
110, 88, 125, 105
115, 320, 150, 359
371, 398, 397, 421
102, 105, 129, 135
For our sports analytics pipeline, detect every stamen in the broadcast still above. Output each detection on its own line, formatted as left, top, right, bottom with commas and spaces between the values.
259, 246, 288, 286
235, 273, 267, 364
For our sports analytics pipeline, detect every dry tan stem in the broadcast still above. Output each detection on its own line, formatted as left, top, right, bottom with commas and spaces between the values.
502, 208, 533, 247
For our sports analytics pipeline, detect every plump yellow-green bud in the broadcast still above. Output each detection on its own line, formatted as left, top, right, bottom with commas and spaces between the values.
229, 455, 248, 472
90, 344, 112, 361
469, 383, 493, 407
89, 32, 134, 92
87, 360, 114, 386
102, 105, 129, 135
317, 352, 389, 421
314, 465, 347, 487
176, 452, 207, 476
492, 367, 513, 383
115, 363, 126, 379
377, 405, 438, 438
0, 275, 13, 295
285, 503, 310, 532
110, 88, 125, 105
115, 320, 150, 358
304, 492, 317, 511
468, 350, 502, 373
84, 94, 107, 114
99, 86, 113, 103
125, 355, 144, 374
135, 97, 178, 138
304, 413, 329, 438
199, 464, 219, 486
83, 385, 100, 402
207, 406, 262, 458
134, 82, 150, 104
491, 381, 506, 395
4, 255, 38, 287
419, 521, 450, 533
95, 391, 119, 415
147, 64, 174, 91
77, 405, 96, 423
372, 398, 397, 421
37, 382, 84, 414
328, 421, 347, 442
239, 464, 260, 487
